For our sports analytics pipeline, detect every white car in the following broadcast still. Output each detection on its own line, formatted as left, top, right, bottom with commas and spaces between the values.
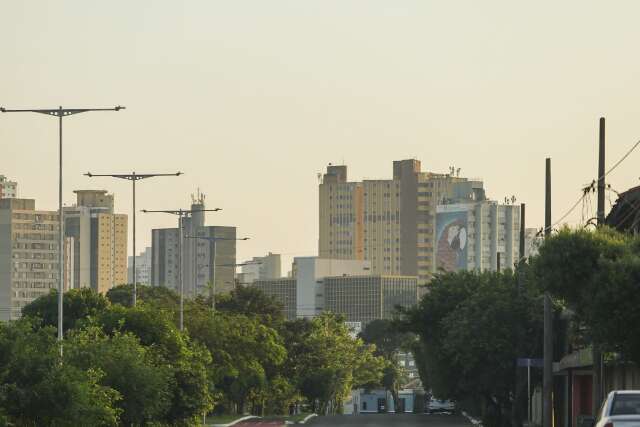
595, 391, 640, 427
427, 398, 455, 414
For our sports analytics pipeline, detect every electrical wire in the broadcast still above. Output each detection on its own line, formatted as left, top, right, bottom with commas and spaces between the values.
538, 136, 640, 236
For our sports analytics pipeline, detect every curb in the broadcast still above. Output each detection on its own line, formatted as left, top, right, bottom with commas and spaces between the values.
211, 415, 259, 427
461, 411, 482, 426
298, 414, 317, 424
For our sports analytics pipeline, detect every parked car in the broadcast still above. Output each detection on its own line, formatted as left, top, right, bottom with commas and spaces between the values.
593, 391, 640, 427
427, 398, 455, 414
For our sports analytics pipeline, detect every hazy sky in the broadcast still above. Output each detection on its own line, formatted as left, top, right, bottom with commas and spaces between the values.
2, 1, 640, 270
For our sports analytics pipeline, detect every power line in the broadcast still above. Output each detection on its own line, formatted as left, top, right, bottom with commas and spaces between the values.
538, 136, 640, 236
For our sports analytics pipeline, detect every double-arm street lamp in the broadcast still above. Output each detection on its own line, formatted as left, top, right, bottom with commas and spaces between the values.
142, 208, 221, 330
85, 171, 182, 306
184, 235, 249, 312
1, 105, 124, 350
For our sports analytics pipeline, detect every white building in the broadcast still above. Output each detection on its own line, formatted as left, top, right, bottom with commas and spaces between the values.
292, 257, 371, 319
0, 176, 18, 199
128, 246, 152, 285
240, 252, 281, 283
524, 227, 542, 258
435, 201, 522, 272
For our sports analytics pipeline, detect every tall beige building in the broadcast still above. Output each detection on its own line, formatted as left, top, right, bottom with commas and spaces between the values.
319, 160, 484, 284
0, 198, 60, 320
64, 190, 128, 293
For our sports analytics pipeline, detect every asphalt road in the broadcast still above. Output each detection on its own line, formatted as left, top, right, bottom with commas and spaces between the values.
307, 413, 470, 427
236, 413, 471, 427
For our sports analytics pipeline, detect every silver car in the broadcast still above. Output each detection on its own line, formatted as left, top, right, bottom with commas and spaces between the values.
595, 391, 640, 427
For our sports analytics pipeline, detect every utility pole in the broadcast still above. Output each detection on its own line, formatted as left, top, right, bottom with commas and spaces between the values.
593, 117, 606, 413
520, 204, 526, 261
543, 158, 553, 427
85, 171, 182, 307
1, 105, 124, 355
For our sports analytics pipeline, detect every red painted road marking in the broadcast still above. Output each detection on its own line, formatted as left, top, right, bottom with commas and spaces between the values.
235, 422, 284, 426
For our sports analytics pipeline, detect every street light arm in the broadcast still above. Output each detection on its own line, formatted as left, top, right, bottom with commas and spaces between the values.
1, 106, 124, 116
85, 172, 183, 181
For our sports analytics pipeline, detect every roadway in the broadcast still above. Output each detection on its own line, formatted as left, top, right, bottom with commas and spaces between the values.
236, 413, 471, 427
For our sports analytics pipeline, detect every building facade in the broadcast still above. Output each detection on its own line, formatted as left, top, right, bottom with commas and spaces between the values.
128, 246, 152, 285
293, 257, 371, 319
64, 190, 128, 293
240, 252, 282, 283
0, 199, 60, 320
435, 201, 522, 272
252, 278, 296, 319
323, 275, 418, 326
0, 176, 18, 199
319, 160, 484, 284
151, 194, 237, 297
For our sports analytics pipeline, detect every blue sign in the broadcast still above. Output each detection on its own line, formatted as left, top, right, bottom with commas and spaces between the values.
517, 358, 544, 368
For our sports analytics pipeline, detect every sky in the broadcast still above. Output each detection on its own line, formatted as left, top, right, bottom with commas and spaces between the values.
2, 1, 640, 271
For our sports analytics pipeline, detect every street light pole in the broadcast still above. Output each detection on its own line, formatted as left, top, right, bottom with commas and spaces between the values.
143, 208, 221, 330
1, 105, 124, 353
184, 235, 249, 312
85, 171, 182, 306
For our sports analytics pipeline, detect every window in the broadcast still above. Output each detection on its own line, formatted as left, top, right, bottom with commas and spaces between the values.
611, 394, 640, 415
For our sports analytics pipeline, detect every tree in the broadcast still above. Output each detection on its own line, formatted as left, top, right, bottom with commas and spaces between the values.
95, 304, 214, 424
216, 285, 285, 324
106, 283, 180, 309
0, 320, 120, 426
401, 270, 543, 427
22, 287, 109, 332
532, 227, 640, 363
65, 327, 171, 426
359, 319, 413, 412
282, 313, 385, 415
185, 309, 286, 415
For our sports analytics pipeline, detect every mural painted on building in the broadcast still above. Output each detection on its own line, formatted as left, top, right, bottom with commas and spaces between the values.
436, 210, 468, 271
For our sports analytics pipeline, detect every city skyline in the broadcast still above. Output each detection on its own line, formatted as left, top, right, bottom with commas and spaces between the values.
2, 1, 640, 267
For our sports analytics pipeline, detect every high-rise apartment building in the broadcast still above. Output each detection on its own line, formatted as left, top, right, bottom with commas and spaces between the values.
128, 247, 152, 285
151, 194, 237, 296
435, 201, 521, 272
0, 176, 18, 199
319, 160, 484, 284
64, 190, 128, 293
239, 252, 282, 283
0, 198, 60, 320
323, 275, 418, 326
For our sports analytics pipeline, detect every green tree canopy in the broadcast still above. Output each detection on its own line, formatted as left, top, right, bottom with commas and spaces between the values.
533, 227, 640, 363
216, 285, 285, 324
402, 270, 543, 427
65, 327, 172, 426
22, 287, 110, 332
0, 320, 121, 426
